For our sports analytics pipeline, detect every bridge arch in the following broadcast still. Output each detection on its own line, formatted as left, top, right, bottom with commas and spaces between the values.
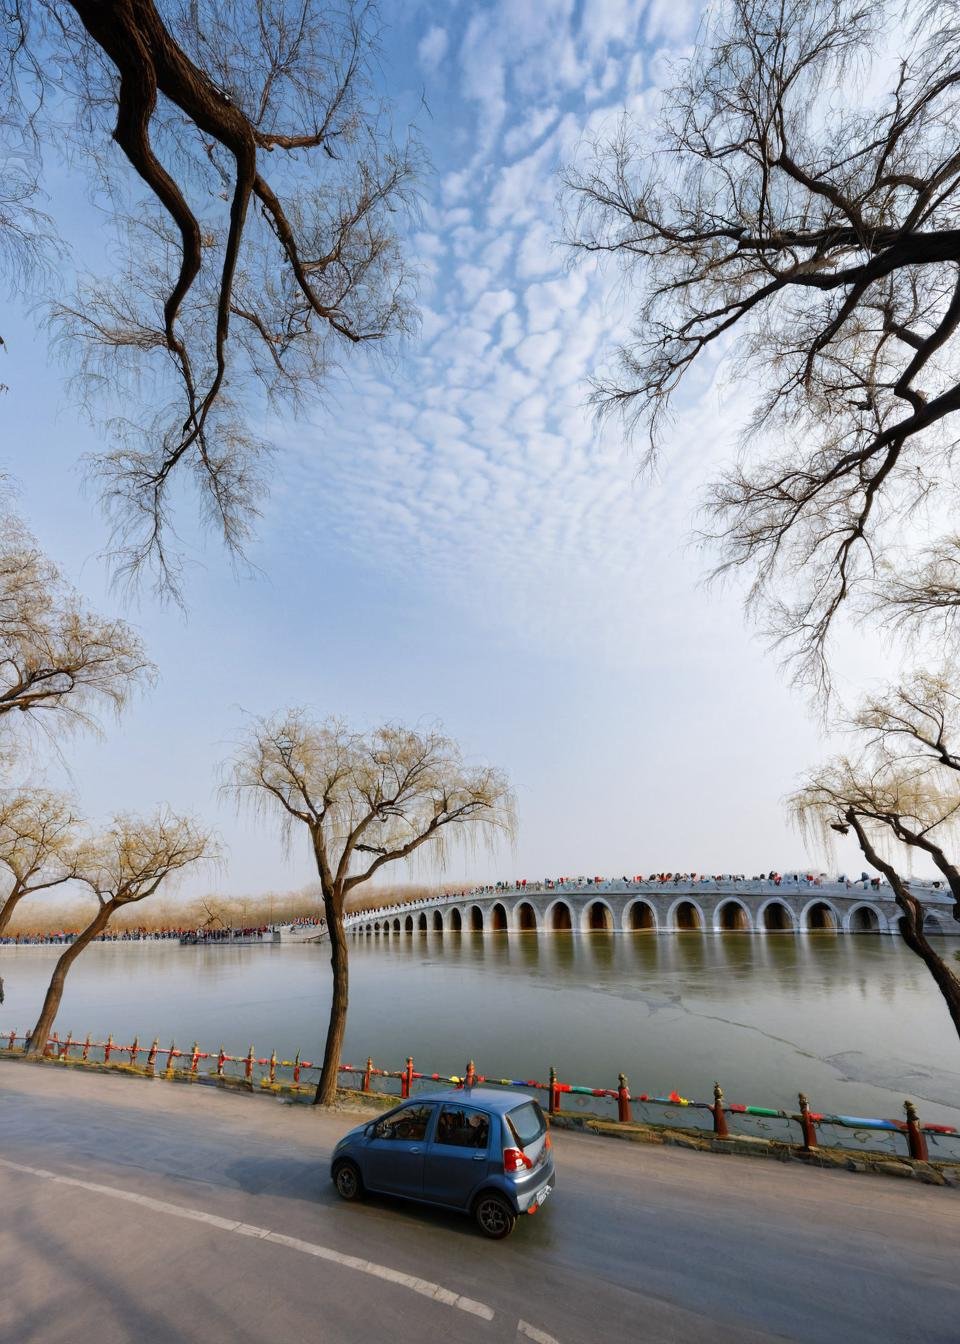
582, 898, 615, 932
417, 912, 427, 933
449, 907, 462, 932
802, 899, 839, 932
668, 897, 704, 931
468, 904, 484, 932
432, 909, 444, 932
758, 899, 797, 932
545, 898, 574, 931
393, 917, 401, 933
714, 898, 753, 932
490, 901, 508, 931
923, 910, 950, 935
404, 914, 413, 933
514, 900, 538, 931
625, 899, 657, 932
844, 902, 887, 934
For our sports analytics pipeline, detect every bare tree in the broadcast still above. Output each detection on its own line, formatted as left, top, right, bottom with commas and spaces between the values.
0, 509, 153, 748
226, 712, 514, 1103
26, 809, 213, 1053
793, 669, 960, 1036
564, 0, 960, 688
0, 789, 85, 934
2, 0, 418, 595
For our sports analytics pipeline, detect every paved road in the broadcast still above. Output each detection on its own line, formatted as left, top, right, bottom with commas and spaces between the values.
1, 1064, 957, 1344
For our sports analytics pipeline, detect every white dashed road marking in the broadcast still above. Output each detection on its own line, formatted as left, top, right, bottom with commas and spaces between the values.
517, 1321, 562, 1344
0, 1156, 494, 1322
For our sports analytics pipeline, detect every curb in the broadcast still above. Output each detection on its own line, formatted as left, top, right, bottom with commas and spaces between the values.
2, 1050, 957, 1188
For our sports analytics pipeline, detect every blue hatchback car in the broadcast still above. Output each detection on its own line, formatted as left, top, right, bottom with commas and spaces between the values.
331, 1087, 555, 1238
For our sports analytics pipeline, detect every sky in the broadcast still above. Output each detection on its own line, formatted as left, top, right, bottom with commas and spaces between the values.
2, 0, 906, 902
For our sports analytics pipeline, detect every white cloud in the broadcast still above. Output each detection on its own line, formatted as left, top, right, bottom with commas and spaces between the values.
514, 330, 562, 375
472, 289, 515, 331
271, 0, 720, 666
516, 220, 557, 279
502, 105, 560, 159
419, 24, 449, 70
455, 263, 493, 303
442, 169, 472, 205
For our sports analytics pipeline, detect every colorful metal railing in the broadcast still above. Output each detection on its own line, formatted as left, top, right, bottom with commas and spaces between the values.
3, 1027, 958, 1164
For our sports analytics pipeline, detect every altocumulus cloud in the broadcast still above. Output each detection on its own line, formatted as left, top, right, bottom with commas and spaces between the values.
263, 0, 736, 665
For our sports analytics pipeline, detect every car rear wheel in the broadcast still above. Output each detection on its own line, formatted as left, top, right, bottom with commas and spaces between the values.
332, 1160, 363, 1201
473, 1192, 516, 1239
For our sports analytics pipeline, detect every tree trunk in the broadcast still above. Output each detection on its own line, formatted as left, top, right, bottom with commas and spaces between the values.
26, 903, 114, 1055
314, 890, 348, 1105
848, 812, 960, 1039
0, 887, 24, 936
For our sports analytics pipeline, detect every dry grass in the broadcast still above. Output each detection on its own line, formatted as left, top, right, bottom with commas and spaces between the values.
3, 881, 456, 936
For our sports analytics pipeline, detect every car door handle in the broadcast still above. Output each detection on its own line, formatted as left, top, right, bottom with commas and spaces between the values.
409, 1146, 421, 1154
472, 1154, 485, 1161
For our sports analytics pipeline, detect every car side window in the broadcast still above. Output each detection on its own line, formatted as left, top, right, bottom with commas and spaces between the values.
374, 1104, 433, 1142
434, 1104, 490, 1150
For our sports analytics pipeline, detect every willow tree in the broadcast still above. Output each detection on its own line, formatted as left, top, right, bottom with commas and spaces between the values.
3, 0, 417, 595
0, 510, 152, 746
227, 713, 514, 1103
565, 0, 960, 689
27, 809, 212, 1053
0, 790, 85, 935
794, 669, 960, 1037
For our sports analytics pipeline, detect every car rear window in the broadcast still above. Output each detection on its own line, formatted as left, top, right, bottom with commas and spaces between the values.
506, 1100, 546, 1148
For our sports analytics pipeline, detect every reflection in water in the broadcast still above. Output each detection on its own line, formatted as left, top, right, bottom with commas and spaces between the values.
4, 932, 960, 1126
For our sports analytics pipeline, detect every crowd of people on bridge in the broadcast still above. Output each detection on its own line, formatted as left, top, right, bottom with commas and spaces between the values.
347, 869, 901, 924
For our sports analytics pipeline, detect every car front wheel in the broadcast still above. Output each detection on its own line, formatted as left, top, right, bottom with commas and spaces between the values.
332, 1160, 364, 1201
473, 1192, 516, 1239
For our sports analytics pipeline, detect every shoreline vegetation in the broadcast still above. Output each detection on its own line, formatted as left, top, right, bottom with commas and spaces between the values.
0, 884, 446, 940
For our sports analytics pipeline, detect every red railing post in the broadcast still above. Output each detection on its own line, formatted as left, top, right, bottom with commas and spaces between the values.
129, 1036, 139, 1067
103, 1034, 114, 1064
549, 1065, 559, 1115
617, 1073, 632, 1123
798, 1092, 818, 1151
62, 1031, 74, 1060
216, 1046, 226, 1078
268, 1049, 277, 1084
362, 1057, 372, 1093
7, 1028, 15, 1050
146, 1038, 159, 1075
292, 1051, 302, 1084
49, 1032, 59, 1059
166, 1040, 177, 1073
190, 1042, 201, 1074
245, 1044, 255, 1083
905, 1099, 929, 1162
465, 1059, 476, 1089
82, 1033, 92, 1062
401, 1056, 414, 1099
712, 1082, 729, 1138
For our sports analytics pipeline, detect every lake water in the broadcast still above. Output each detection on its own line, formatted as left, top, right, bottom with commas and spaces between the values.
4, 931, 960, 1145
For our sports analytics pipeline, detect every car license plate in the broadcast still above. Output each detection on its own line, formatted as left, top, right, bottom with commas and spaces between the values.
536, 1184, 551, 1206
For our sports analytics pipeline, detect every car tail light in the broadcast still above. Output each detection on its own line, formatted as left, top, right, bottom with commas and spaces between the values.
503, 1147, 533, 1172
544, 1133, 552, 1150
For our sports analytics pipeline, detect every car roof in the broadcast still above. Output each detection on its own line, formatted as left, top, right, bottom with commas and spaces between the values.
406, 1087, 536, 1113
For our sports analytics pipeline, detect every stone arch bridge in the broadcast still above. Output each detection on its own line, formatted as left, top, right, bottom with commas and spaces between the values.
332, 880, 958, 939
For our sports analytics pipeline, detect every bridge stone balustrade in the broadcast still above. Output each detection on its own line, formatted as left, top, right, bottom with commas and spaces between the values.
320, 879, 959, 940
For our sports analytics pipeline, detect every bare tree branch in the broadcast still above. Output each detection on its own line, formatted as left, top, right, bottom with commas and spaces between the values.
3, 0, 419, 596
564, 0, 960, 690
